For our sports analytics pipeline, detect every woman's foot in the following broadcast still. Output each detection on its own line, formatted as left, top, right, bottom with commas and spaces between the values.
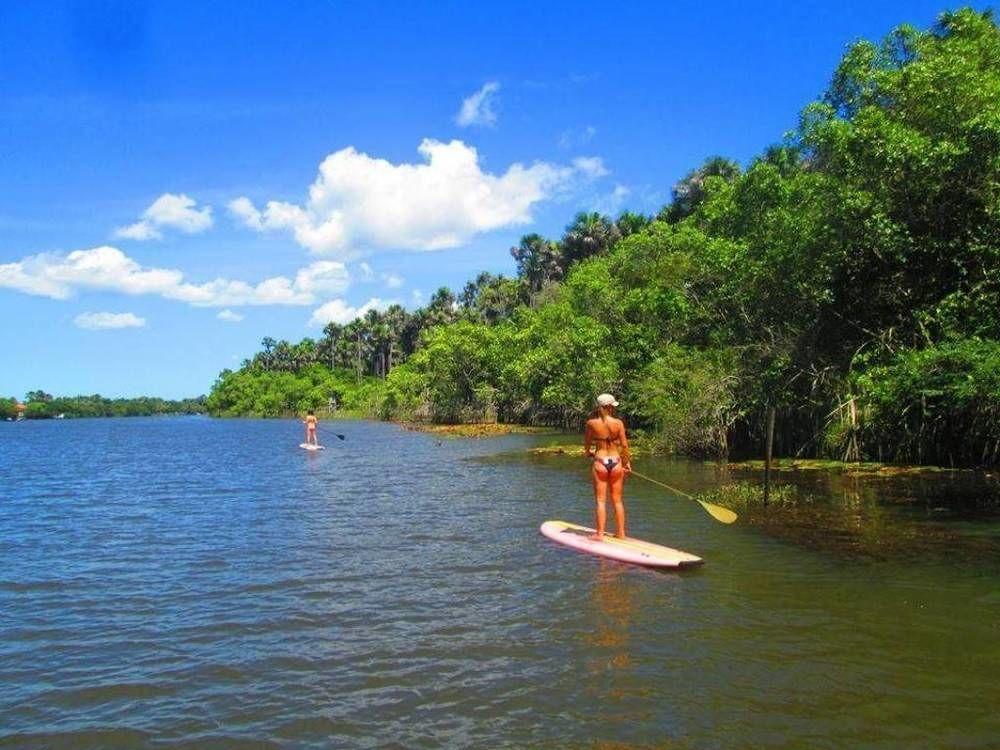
589, 533, 604, 541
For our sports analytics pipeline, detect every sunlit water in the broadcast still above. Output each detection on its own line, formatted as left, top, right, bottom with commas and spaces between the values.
1, 418, 998, 748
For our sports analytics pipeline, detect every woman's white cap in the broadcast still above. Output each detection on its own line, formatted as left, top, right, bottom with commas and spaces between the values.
596, 393, 619, 407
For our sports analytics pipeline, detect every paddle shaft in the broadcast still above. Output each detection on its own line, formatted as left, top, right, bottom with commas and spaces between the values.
316, 425, 346, 441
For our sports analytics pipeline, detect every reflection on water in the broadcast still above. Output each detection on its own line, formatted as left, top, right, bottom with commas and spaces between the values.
587, 562, 635, 673
1, 418, 999, 748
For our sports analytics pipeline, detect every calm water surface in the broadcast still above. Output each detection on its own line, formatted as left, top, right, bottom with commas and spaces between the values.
1, 418, 998, 748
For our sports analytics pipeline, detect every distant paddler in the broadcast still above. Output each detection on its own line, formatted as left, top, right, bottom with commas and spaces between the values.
303, 410, 320, 447
584, 393, 632, 541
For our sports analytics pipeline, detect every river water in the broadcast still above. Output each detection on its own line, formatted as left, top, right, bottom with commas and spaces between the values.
1, 417, 998, 748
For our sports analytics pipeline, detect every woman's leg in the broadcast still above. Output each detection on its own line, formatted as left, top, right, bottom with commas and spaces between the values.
591, 463, 608, 539
610, 465, 626, 538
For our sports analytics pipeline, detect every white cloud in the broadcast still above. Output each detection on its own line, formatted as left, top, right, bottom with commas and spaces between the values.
0, 246, 350, 308
558, 125, 597, 149
227, 196, 263, 231
217, 309, 244, 322
412, 289, 424, 304
309, 297, 386, 327
382, 272, 404, 289
229, 139, 602, 256
572, 156, 609, 179
292, 261, 351, 297
591, 183, 632, 215
456, 81, 500, 127
115, 222, 162, 241
74, 311, 146, 330
114, 193, 213, 241
356, 263, 402, 288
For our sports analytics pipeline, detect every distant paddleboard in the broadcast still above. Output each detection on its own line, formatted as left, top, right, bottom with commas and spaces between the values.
299, 443, 325, 451
540, 520, 702, 569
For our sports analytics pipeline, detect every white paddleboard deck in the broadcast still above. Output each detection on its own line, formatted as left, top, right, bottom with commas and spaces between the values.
299, 443, 325, 451
540, 520, 703, 569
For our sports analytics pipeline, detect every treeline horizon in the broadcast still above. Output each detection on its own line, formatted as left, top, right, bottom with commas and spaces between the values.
3, 391, 207, 420
209, 8, 1000, 467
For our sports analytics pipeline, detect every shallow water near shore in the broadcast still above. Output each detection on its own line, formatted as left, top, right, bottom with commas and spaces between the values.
1, 417, 998, 748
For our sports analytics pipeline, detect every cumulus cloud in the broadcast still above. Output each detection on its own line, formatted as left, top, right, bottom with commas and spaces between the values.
572, 156, 609, 179
74, 311, 146, 330
309, 297, 386, 327
456, 81, 500, 127
228, 139, 603, 256
217, 309, 244, 322
115, 193, 213, 240
0, 246, 349, 308
591, 183, 632, 215
382, 272, 404, 289
355, 262, 403, 289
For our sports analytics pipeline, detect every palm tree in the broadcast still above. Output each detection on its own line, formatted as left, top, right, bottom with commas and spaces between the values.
460, 272, 497, 311
364, 308, 390, 378
560, 212, 621, 266
425, 287, 457, 328
616, 210, 652, 238
382, 304, 409, 373
510, 233, 564, 294
322, 322, 343, 369
661, 156, 741, 222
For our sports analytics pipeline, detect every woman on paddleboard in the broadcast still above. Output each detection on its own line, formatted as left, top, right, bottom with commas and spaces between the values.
584, 393, 632, 540
303, 410, 319, 446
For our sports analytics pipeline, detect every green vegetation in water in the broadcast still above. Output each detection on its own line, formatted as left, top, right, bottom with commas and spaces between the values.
398, 422, 554, 438
727, 458, 972, 476
3, 391, 205, 420
213, 10, 1000, 468
698, 483, 806, 508
528, 440, 651, 456
698, 481, 1000, 562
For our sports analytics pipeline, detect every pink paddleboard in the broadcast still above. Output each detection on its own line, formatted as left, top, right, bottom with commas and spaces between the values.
540, 520, 703, 569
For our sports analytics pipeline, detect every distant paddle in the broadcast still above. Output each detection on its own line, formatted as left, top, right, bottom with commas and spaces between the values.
318, 426, 346, 441
630, 470, 738, 525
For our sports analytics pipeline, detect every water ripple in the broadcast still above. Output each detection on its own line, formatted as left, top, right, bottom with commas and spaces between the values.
1, 418, 998, 748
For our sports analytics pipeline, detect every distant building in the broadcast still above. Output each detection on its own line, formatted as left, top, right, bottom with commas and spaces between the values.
15, 402, 26, 421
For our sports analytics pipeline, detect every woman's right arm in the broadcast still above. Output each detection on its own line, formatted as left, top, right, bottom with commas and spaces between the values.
583, 420, 594, 458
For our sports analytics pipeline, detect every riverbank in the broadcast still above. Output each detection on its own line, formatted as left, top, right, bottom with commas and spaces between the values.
3, 393, 206, 420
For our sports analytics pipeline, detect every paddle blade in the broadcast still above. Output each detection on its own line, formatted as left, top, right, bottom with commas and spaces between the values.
699, 500, 738, 524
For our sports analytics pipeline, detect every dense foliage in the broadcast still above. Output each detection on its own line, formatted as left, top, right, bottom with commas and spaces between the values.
213, 9, 1000, 465
2, 392, 206, 419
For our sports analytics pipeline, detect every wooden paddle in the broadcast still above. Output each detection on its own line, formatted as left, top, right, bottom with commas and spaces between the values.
630, 470, 738, 524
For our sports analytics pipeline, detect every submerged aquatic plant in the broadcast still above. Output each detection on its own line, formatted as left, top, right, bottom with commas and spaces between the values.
698, 482, 808, 508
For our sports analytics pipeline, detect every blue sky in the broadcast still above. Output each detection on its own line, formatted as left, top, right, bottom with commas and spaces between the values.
0, 0, 984, 398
